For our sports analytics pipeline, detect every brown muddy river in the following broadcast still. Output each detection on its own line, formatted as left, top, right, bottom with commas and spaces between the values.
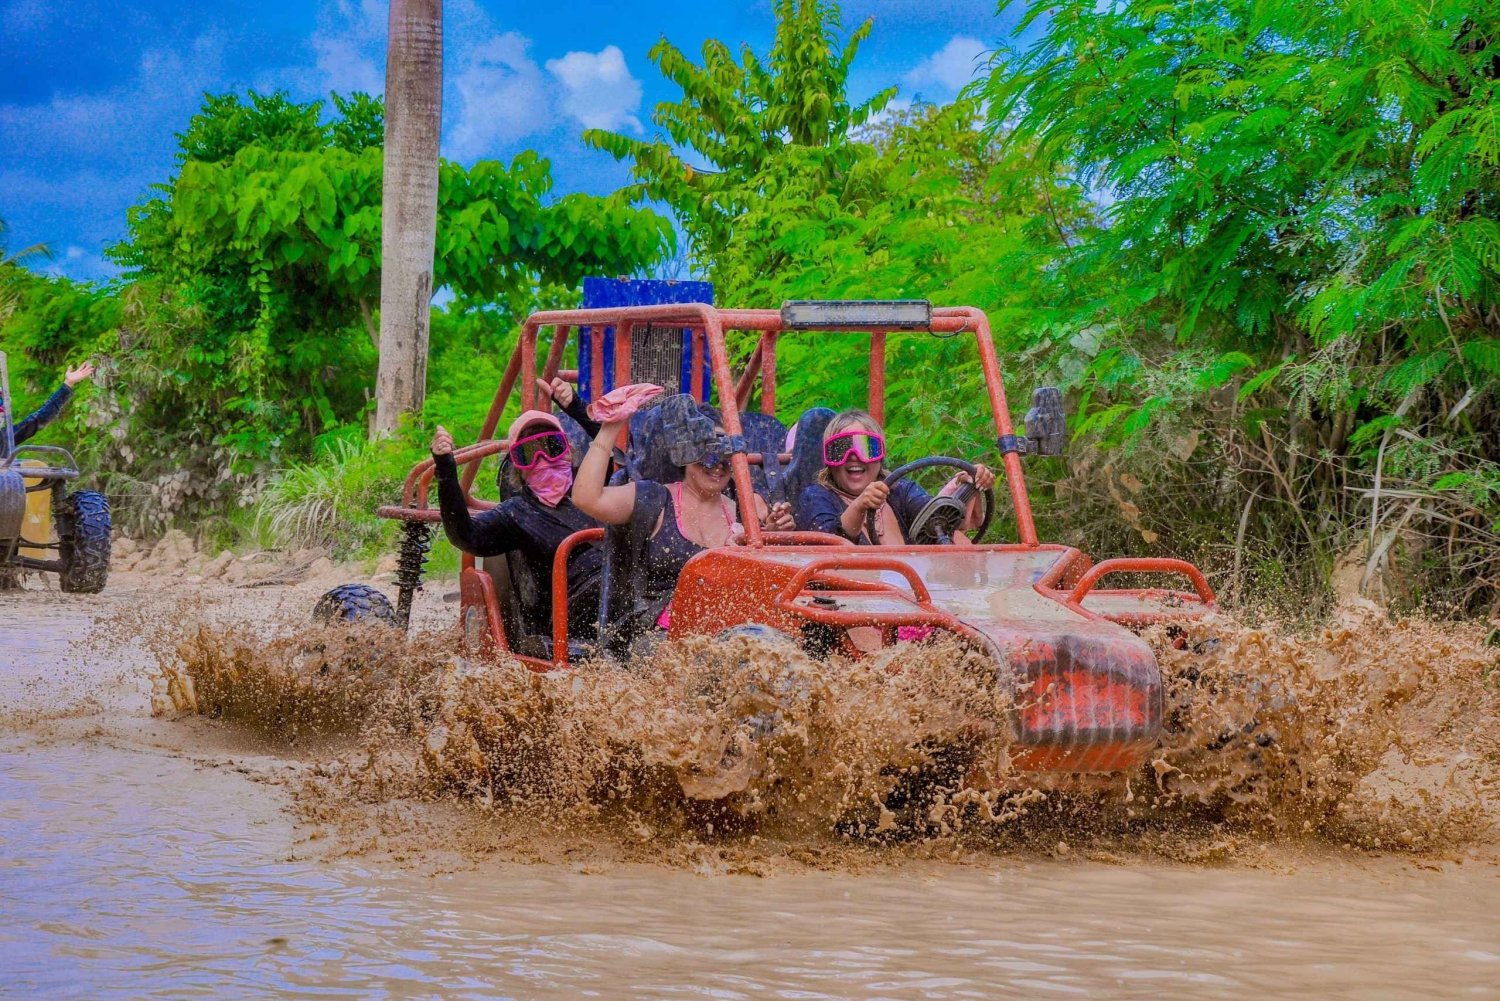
3, 572, 1499, 999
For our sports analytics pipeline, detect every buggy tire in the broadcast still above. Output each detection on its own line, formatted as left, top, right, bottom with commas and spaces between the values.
313, 583, 395, 626
56, 490, 111, 594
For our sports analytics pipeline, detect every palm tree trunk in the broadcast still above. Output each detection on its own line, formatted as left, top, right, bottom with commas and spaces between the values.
374, 0, 443, 436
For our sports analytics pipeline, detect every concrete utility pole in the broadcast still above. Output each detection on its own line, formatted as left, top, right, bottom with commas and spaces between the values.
374, 0, 443, 436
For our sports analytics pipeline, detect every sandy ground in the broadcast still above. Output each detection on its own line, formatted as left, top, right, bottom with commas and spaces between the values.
2, 562, 1499, 999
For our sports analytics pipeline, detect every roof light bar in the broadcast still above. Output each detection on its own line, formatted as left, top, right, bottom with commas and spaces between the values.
780, 299, 932, 330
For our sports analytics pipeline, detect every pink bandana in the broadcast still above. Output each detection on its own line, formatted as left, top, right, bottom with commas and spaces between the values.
523, 454, 573, 507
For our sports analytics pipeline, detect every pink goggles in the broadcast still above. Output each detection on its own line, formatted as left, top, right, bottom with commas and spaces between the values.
822, 430, 886, 466
510, 429, 570, 468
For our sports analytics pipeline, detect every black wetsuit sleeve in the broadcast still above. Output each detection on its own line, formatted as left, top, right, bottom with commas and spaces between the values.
561, 394, 601, 438
432, 451, 527, 557
12, 384, 73, 445
796, 483, 859, 541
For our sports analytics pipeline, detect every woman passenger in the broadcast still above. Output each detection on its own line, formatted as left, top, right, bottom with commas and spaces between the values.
430, 393, 603, 640
571, 395, 793, 654
795, 409, 995, 545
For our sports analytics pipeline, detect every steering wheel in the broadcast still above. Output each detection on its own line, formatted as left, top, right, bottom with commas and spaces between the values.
870, 456, 995, 545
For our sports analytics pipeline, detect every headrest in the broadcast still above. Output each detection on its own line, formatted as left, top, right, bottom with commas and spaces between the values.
782, 407, 837, 507
737, 410, 791, 501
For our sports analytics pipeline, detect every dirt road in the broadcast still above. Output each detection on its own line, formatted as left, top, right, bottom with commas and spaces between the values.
3, 569, 1498, 999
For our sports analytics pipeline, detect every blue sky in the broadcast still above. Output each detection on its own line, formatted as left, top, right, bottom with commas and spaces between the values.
0, 0, 1025, 282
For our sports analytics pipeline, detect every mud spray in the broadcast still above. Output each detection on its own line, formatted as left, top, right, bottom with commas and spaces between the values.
146, 602, 1500, 869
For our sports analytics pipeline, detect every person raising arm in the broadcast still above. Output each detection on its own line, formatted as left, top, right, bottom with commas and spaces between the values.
571, 394, 792, 654
430, 408, 603, 640
5, 361, 95, 445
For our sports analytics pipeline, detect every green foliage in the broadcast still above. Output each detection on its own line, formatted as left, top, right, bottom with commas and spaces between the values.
176, 90, 328, 163
256, 432, 421, 557
585, 0, 894, 271
984, 0, 1499, 417
1, 88, 672, 534
979, 0, 1500, 609
598, 3, 1088, 526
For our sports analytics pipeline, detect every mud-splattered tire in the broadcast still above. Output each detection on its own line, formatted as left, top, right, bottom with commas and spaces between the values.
55, 490, 111, 594
313, 583, 395, 626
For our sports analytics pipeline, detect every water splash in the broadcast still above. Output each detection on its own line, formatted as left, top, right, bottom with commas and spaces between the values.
151, 602, 1500, 860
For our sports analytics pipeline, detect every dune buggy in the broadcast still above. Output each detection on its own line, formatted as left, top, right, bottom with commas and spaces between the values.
364, 299, 1215, 780
0, 351, 111, 593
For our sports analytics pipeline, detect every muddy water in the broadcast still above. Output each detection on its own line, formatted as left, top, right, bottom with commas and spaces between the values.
4, 574, 1500, 999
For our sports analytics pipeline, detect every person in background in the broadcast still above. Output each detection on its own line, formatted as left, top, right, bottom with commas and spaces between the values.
3, 361, 95, 446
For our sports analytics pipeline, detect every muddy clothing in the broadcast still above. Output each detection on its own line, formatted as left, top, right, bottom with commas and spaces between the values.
599, 480, 735, 656
432, 451, 602, 638
795, 479, 933, 545
6, 384, 72, 447
560, 394, 601, 439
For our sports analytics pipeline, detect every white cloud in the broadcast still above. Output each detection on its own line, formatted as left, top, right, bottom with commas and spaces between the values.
545, 45, 643, 133
313, 36, 383, 95
446, 31, 551, 159
311, 0, 386, 94
903, 36, 988, 96
37, 244, 115, 281
267, 0, 385, 97
861, 96, 913, 131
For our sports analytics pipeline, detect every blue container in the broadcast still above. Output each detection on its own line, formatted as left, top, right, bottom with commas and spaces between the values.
578, 277, 714, 402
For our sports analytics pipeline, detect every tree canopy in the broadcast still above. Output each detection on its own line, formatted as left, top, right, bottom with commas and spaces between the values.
3, 88, 673, 530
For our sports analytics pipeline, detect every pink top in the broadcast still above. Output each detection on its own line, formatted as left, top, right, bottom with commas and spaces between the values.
666, 481, 742, 542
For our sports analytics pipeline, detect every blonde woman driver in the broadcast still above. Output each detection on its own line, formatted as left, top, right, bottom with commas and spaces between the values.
794, 409, 994, 545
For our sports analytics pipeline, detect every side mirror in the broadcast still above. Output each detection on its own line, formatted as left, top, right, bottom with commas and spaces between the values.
1023, 387, 1067, 457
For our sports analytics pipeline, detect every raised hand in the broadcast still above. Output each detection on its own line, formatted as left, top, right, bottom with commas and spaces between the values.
536, 376, 577, 409
64, 361, 96, 387
431, 425, 454, 456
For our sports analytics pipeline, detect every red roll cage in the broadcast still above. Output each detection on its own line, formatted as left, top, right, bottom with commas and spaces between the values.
379, 303, 1039, 547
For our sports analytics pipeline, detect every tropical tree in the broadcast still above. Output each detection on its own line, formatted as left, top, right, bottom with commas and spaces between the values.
107, 89, 671, 467
983, 0, 1500, 609
589, 1, 1088, 466
0, 217, 52, 324
376, 0, 445, 435
1, 88, 671, 532
585, 0, 895, 284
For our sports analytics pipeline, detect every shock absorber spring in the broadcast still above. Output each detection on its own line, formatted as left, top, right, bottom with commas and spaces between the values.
393, 520, 433, 629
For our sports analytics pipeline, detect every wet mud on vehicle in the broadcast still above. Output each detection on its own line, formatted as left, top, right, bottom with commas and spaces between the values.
351, 299, 1216, 788
0, 352, 111, 593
